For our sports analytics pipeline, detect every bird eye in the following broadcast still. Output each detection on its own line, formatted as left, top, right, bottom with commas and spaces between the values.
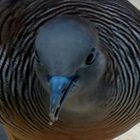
85, 52, 95, 65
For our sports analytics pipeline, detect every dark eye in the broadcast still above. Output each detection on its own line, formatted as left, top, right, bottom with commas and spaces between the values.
85, 52, 95, 65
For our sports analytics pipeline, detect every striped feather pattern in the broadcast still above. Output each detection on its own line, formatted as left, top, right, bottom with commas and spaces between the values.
0, 0, 139, 140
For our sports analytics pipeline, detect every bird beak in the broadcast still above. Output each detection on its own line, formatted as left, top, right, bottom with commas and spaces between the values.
48, 76, 72, 123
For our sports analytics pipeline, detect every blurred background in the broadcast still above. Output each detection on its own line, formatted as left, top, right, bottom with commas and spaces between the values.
129, 0, 140, 9
0, 0, 140, 140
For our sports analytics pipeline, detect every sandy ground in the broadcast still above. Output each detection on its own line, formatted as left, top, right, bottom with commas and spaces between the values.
128, 0, 140, 9
113, 124, 140, 140
0, 0, 140, 140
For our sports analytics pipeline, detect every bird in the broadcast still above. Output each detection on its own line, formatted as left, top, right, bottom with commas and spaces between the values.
0, 0, 139, 140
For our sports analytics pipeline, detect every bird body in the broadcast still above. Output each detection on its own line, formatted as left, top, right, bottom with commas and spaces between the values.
0, 0, 139, 140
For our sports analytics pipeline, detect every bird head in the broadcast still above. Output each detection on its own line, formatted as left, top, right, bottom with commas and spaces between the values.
34, 16, 106, 123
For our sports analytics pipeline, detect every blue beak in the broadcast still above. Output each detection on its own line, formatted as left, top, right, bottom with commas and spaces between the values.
49, 76, 72, 122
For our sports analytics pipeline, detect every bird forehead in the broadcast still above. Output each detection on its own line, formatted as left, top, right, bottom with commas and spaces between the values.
35, 16, 97, 53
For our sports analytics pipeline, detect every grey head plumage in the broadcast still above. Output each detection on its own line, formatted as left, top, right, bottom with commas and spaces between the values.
35, 16, 107, 123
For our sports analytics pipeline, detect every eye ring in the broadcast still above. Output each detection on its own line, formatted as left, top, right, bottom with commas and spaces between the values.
85, 52, 95, 65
